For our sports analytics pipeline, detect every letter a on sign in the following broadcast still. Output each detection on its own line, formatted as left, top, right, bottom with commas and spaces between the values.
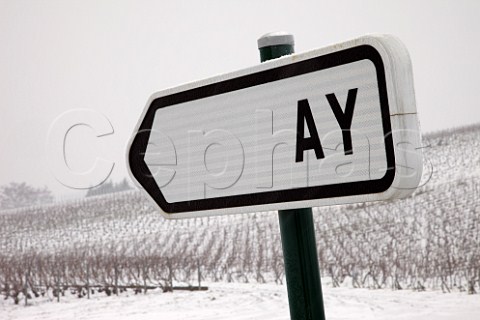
295, 99, 325, 163
127, 35, 423, 218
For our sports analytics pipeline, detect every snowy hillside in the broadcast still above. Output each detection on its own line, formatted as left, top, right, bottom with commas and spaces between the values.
0, 124, 479, 315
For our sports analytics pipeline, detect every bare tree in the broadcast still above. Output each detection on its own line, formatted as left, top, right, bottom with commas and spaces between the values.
0, 182, 53, 210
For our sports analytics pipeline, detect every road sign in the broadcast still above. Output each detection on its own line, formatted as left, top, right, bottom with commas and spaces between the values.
127, 34, 423, 218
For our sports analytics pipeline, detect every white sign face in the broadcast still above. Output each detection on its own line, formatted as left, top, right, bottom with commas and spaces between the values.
127, 35, 423, 218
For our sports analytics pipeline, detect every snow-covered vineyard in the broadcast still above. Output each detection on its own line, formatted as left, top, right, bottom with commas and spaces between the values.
0, 125, 479, 305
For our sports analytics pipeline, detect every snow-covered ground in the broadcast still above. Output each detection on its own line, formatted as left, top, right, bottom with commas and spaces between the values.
1, 283, 479, 320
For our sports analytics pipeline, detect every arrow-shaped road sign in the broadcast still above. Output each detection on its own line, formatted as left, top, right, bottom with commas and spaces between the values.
127, 35, 423, 218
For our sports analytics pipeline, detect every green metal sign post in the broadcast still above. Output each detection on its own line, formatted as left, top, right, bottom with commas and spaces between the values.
258, 32, 326, 320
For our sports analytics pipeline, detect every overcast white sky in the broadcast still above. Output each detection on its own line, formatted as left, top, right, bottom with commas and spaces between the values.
1, 0, 479, 197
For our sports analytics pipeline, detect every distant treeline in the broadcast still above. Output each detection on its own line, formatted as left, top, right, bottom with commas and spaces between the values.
85, 178, 132, 197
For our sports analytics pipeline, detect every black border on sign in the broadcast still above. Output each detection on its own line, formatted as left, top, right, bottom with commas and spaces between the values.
128, 45, 395, 214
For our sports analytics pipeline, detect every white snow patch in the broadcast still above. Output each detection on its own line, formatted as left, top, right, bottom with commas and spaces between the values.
1, 283, 479, 320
